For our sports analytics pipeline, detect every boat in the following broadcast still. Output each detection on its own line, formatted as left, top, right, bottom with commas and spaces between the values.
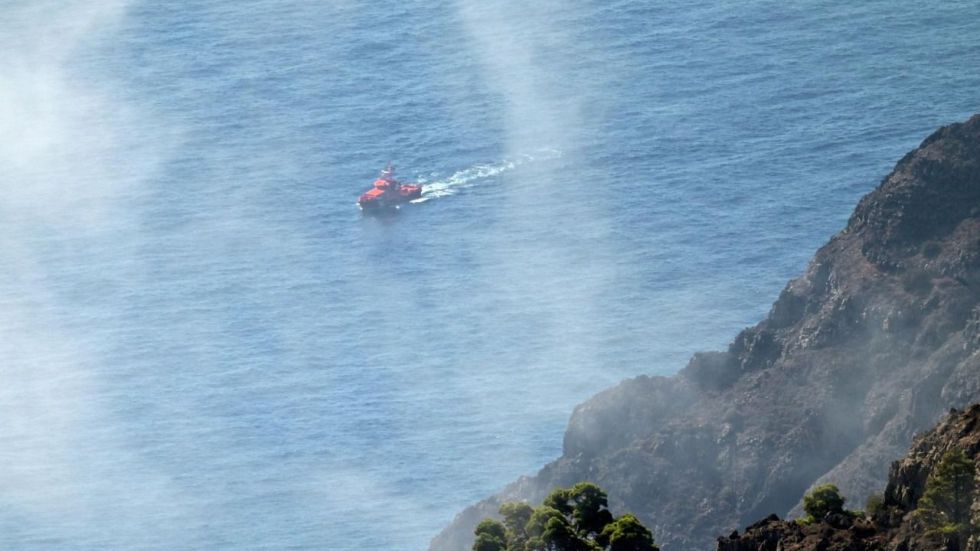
357, 163, 423, 211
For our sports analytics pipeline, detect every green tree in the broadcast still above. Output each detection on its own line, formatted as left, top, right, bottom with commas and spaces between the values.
917, 449, 976, 533
567, 483, 615, 537
500, 502, 534, 549
598, 514, 660, 551
474, 532, 507, 551
473, 519, 507, 551
526, 506, 570, 545
541, 516, 595, 551
543, 487, 574, 517
802, 484, 846, 522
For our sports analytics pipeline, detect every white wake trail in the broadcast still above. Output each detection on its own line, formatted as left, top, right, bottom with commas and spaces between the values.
411, 148, 561, 203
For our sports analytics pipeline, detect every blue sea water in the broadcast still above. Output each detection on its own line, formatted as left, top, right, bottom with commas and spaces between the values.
1, 1, 978, 549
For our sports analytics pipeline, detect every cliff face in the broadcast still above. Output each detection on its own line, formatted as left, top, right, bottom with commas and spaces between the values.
432, 114, 980, 551
716, 404, 980, 551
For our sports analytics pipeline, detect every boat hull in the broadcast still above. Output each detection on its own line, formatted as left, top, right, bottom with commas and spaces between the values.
358, 184, 422, 211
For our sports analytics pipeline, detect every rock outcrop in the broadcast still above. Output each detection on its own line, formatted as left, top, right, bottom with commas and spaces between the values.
432, 114, 980, 551
716, 404, 980, 551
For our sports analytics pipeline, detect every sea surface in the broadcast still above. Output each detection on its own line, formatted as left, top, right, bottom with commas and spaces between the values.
1, 1, 978, 549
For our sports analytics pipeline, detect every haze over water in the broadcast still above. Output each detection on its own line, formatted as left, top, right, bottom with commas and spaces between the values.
2, 1, 978, 548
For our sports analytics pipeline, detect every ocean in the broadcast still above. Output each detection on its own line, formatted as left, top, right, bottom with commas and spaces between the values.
1, 0, 977, 548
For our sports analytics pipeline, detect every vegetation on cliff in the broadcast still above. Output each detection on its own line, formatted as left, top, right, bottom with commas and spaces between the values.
474, 405, 980, 551
717, 404, 980, 551
916, 449, 977, 540
473, 483, 658, 551
799, 484, 852, 524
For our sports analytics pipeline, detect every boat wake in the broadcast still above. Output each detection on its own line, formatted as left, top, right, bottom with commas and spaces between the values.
411, 149, 561, 203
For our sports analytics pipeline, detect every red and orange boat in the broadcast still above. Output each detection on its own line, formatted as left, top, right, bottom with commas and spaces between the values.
357, 164, 422, 211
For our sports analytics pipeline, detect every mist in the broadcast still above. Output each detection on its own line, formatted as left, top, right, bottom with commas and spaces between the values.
452, 0, 625, 368
409, 5, 622, 496
0, 1, 193, 545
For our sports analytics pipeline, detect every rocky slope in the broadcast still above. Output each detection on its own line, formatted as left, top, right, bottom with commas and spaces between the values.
716, 403, 980, 551
431, 114, 980, 551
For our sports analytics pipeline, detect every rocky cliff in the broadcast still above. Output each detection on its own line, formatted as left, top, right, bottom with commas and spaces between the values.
432, 114, 980, 551
716, 404, 980, 551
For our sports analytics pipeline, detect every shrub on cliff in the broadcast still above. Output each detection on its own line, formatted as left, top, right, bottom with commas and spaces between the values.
916, 449, 976, 538
473, 483, 658, 551
598, 514, 657, 551
545, 483, 615, 538
474, 519, 509, 551
801, 484, 847, 523
864, 492, 885, 518
500, 502, 534, 549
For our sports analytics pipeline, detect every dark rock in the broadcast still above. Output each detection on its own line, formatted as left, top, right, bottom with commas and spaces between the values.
432, 116, 980, 551
747, 514, 782, 530
848, 519, 876, 539
824, 513, 853, 530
